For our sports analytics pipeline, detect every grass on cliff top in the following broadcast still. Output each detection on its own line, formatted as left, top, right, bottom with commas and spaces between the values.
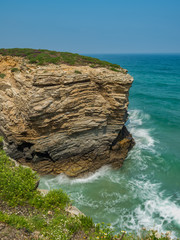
0, 138, 174, 240
0, 48, 125, 72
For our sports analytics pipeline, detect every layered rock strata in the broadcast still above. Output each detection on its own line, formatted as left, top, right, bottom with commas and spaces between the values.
0, 56, 135, 177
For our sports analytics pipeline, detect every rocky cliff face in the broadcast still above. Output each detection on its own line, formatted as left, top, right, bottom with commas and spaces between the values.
0, 55, 134, 177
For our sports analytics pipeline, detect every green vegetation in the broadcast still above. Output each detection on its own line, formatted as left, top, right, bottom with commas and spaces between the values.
0, 73, 6, 78
90, 64, 96, 68
0, 138, 117, 239
11, 67, 19, 72
74, 70, 82, 74
0, 146, 70, 208
110, 67, 121, 72
0, 212, 34, 232
0, 137, 175, 239
0, 48, 125, 72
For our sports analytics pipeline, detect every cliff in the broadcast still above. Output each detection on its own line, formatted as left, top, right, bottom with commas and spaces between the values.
0, 51, 134, 177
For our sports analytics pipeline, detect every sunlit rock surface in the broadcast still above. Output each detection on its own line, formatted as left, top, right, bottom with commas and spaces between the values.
0, 55, 134, 177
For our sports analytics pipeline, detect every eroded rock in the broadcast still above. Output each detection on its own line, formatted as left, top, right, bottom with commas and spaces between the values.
0, 55, 135, 177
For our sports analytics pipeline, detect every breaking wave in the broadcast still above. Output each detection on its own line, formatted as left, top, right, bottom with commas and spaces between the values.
40, 109, 180, 238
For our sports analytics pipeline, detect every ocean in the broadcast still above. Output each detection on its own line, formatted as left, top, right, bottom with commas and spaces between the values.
39, 54, 180, 238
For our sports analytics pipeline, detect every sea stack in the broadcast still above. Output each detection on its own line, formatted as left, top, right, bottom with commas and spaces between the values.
0, 52, 135, 177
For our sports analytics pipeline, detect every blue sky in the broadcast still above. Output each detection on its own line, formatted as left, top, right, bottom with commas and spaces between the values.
0, 0, 180, 53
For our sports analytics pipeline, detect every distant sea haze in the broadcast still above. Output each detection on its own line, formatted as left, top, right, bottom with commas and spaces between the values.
40, 54, 180, 238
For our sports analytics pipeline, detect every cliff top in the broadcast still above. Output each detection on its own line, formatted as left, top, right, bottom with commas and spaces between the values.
0, 48, 126, 73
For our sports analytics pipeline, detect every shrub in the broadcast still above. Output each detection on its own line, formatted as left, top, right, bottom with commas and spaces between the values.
42, 189, 71, 210
110, 67, 121, 72
94, 222, 115, 240
11, 68, 19, 72
0, 73, 5, 78
0, 152, 39, 206
0, 147, 71, 210
79, 215, 94, 230
0, 137, 3, 149
0, 211, 32, 231
66, 216, 81, 234
0, 137, 172, 239
74, 70, 82, 74
90, 64, 96, 68
31, 215, 47, 229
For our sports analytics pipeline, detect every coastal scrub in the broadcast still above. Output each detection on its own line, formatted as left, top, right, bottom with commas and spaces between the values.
0, 137, 175, 239
0, 48, 125, 72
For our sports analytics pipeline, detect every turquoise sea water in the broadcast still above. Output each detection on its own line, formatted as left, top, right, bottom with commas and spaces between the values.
39, 54, 180, 238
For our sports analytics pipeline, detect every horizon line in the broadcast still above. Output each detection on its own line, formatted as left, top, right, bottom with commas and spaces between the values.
82, 52, 180, 55
0, 47, 180, 55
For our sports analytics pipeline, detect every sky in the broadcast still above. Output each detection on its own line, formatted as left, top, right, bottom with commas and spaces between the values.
0, 0, 180, 54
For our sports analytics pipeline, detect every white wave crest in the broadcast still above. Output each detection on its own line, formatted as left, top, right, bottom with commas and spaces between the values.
130, 127, 155, 149
127, 109, 156, 152
40, 108, 180, 238
43, 165, 112, 187
111, 179, 180, 238
128, 109, 150, 127
133, 180, 180, 238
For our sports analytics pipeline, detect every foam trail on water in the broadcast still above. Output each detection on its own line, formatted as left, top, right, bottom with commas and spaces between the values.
44, 179, 51, 190
128, 109, 156, 150
42, 109, 154, 187
128, 109, 150, 127
131, 179, 180, 238
41, 165, 112, 190
40, 109, 180, 238
124, 110, 180, 237
106, 179, 180, 238
56, 165, 112, 185
131, 128, 155, 148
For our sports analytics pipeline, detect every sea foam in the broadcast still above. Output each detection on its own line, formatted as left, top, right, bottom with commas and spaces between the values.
40, 109, 180, 238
